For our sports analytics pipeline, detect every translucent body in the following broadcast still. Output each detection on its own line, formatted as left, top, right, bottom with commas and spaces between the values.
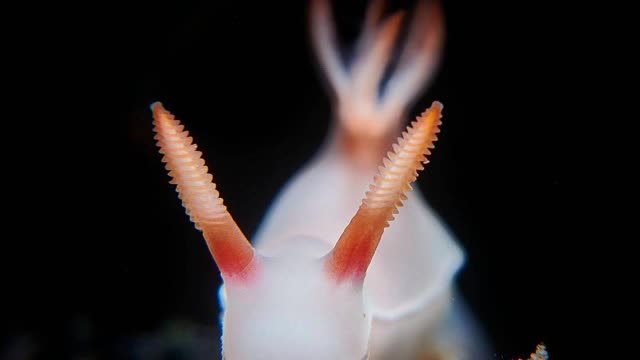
253, 143, 464, 316
243, 139, 485, 359
222, 238, 371, 360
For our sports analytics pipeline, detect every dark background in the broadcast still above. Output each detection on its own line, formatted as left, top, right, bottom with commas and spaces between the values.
4, 0, 588, 359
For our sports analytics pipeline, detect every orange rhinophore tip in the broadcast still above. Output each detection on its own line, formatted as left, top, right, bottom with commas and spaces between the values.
327, 101, 443, 282
151, 102, 254, 278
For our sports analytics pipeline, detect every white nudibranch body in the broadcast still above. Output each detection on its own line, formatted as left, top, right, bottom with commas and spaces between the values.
151, 1, 496, 359
222, 237, 371, 359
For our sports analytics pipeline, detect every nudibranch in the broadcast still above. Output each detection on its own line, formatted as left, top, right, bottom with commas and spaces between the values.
149, 0, 548, 358
152, 101, 485, 359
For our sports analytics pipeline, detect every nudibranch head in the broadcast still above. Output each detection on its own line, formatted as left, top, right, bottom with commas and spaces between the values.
152, 100, 443, 359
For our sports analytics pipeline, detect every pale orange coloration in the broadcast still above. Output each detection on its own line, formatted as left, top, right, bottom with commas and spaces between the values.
337, 10, 406, 167
350, 11, 405, 110
360, 0, 386, 37
327, 101, 443, 281
309, 0, 348, 96
310, 0, 445, 169
151, 102, 254, 279
384, 0, 444, 116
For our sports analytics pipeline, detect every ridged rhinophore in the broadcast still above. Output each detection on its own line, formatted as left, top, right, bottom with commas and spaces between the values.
362, 101, 442, 221
151, 102, 255, 278
327, 101, 444, 281
152, 103, 228, 229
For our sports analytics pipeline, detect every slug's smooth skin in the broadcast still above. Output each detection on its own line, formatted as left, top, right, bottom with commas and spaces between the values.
150, 1, 512, 359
